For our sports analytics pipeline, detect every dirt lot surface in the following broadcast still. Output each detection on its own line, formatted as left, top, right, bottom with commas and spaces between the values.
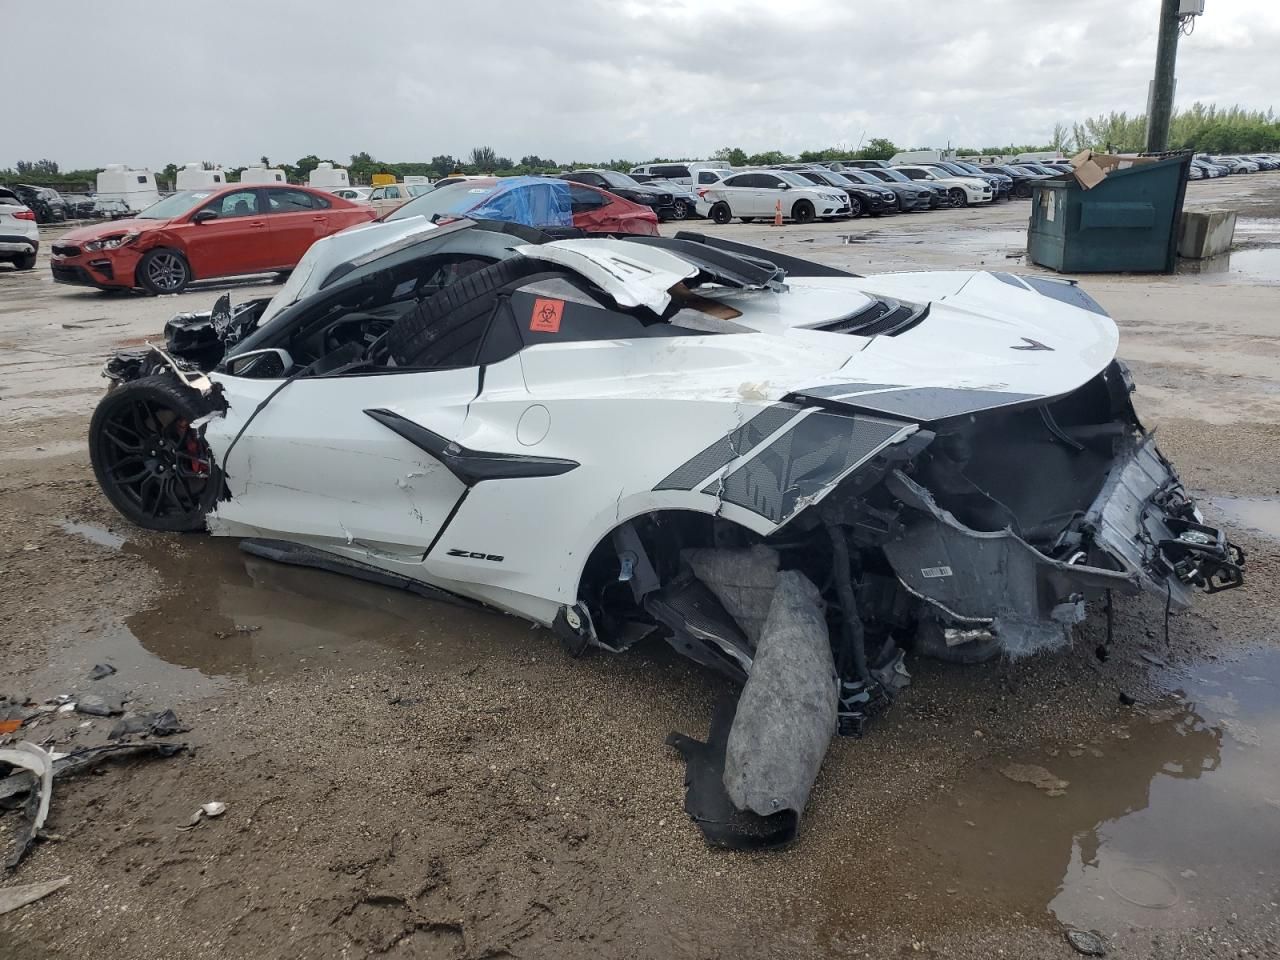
3, 176, 1280, 960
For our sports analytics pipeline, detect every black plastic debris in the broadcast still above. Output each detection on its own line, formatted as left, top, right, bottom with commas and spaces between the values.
87, 663, 117, 681
667, 700, 797, 850
1065, 929, 1107, 956
0, 741, 188, 868
108, 709, 188, 740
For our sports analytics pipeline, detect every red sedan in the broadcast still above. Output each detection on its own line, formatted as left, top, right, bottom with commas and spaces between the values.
51, 184, 376, 294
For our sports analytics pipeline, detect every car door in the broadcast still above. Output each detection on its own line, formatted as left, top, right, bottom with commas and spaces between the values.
183, 189, 272, 278
210, 367, 477, 558
714, 174, 753, 216
752, 173, 786, 217
262, 187, 328, 267
566, 183, 614, 231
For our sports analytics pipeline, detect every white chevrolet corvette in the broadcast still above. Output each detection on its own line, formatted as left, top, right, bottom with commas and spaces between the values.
91, 219, 1243, 690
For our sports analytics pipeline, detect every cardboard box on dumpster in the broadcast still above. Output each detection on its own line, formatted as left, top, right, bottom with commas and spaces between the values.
1069, 150, 1160, 190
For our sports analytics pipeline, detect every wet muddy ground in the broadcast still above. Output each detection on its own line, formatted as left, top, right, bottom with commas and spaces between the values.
3, 175, 1280, 959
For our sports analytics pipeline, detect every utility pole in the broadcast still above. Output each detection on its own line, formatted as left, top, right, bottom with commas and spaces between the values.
1145, 0, 1186, 152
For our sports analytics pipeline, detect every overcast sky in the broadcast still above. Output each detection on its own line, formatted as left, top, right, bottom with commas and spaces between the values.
9, 0, 1279, 170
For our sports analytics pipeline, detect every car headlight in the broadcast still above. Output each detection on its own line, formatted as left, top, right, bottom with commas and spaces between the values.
84, 232, 139, 252
882, 192, 895, 200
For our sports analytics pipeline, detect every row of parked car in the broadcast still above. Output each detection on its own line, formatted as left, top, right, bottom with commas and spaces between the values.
1188, 154, 1280, 179
623, 158, 1076, 226
14, 148, 1278, 288
0, 183, 135, 223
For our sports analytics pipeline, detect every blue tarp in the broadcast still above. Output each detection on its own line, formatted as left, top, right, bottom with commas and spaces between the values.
452, 177, 574, 228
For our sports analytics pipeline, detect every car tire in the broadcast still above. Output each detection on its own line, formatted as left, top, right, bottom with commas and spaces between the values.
137, 248, 192, 295
88, 375, 221, 532
791, 199, 815, 224
710, 203, 732, 225
948, 188, 968, 207
671, 203, 688, 221
848, 196, 864, 218
1015, 183, 1032, 199
14, 252, 36, 270
387, 256, 545, 368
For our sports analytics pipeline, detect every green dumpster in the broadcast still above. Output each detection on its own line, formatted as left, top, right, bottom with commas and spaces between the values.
1027, 152, 1191, 273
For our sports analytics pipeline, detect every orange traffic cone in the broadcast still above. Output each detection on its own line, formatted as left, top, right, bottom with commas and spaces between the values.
773, 200, 783, 226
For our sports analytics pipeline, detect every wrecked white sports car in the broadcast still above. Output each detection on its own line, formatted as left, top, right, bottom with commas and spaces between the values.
90, 219, 1243, 846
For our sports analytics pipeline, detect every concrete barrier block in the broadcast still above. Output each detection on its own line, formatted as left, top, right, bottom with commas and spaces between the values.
1178, 209, 1238, 260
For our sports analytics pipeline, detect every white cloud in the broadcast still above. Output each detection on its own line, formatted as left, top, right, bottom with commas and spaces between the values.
7, 0, 1278, 170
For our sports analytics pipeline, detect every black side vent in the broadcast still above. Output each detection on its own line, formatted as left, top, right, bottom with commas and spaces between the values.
816, 298, 929, 337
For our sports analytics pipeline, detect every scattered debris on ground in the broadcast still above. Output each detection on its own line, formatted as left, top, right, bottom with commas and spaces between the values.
175, 800, 227, 831
73, 691, 126, 717
0, 875, 70, 916
1065, 928, 1108, 956
108, 708, 188, 740
0, 740, 188, 868
0, 742, 53, 868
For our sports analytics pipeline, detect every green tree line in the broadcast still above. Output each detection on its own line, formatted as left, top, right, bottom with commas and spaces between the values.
5, 104, 1277, 191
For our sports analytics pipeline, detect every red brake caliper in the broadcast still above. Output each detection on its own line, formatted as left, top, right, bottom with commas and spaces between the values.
176, 419, 208, 475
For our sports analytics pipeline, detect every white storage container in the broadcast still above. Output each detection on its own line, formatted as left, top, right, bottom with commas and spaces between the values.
175, 162, 228, 190
95, 164, 160, 213
240, 163, 287, 184
308, 162, 350, 189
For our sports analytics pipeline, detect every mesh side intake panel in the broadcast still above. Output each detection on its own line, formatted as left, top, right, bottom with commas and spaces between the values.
706, 412, 909, 523
655, 404, 801, 491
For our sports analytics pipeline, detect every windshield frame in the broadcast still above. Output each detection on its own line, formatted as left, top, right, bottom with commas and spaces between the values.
871, 168, 912, 184
775, 170, 820, 188
598, 170, 641, 189
135, 190, 218, 220
385, 179, 500, 222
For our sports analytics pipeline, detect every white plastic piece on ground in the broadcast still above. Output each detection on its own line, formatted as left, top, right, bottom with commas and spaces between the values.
0, 742, 53, 865
0, 743, 52, 833
0, 876, 71, 916
176, 800, 227, 831
723, 571, 837, 822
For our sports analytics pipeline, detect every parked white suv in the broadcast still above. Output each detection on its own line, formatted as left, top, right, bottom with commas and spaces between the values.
629, 161, 732, 187
696, 170, 850, 224
0, 187, 39, 270
893, 165, 993, 206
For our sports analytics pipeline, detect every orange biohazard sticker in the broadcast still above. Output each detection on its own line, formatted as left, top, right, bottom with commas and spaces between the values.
530, 298, 564, 333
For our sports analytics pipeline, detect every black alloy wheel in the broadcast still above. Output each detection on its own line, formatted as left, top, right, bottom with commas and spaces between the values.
89, 376, 220, 531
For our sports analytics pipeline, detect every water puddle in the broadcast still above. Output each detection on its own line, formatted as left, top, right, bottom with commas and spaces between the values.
30, 534, 535, 703
839, 228, 1028, 254
58, 519, 127, 550
1236, 217, 1280, 240
1208, 496, 1280, 540
1177, 246, 1280, 284
808, 647, 1280, 938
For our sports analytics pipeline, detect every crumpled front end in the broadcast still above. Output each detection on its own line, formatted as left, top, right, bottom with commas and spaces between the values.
806, 360, 1244, 659
587, 359, 1244, 695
